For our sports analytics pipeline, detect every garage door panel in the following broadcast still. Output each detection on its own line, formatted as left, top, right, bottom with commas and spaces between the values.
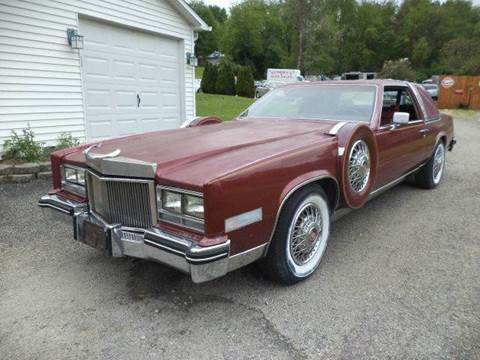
85, 89, 111, 110
141, 117, 176, 131
115, 90, 137, 109
80, 18, 181, 141
116, 119, 139, 136
113, 60, 136, 81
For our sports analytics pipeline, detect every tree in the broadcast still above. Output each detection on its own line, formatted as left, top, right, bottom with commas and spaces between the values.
201, 63, 218, 93
221, 0, 289, 78
411, 37, 431, 68
437, 38, 480, 75
235, 67, 255, 98
378, 58, 416, 81
189, 1, 222, 58
216, 61, 236, 95
209, 5, 228, 24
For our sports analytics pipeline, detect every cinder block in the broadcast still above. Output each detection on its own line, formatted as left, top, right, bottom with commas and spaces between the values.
12, 163, 40, 175
38, 161, 51, 172
0, 164, 13, 176
8, 173, 35, 183
37, 171, 52, 180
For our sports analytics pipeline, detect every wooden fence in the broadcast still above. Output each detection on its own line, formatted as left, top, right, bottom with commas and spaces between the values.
437, 75, 480, 110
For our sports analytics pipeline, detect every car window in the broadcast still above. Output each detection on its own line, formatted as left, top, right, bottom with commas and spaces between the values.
243, 85, 376, 123
400, 92, 413, 106
381, 87, 421, 126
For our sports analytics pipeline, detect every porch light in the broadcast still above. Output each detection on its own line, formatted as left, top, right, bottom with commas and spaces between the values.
67, 28, 84, 49
186, 52, 198, 66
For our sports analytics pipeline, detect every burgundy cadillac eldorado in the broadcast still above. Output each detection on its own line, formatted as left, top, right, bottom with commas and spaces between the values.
39, 80, 455, 284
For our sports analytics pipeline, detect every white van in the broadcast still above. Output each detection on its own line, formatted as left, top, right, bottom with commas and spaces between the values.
256, 69, 304, 98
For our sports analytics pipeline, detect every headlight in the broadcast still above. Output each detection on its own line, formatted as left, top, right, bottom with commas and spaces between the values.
162, 191, 182, 214
61, 165, 86, 197
156, 186, 204, 231
184, 195, 204, 219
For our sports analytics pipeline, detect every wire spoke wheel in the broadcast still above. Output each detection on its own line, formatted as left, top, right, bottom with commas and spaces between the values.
285, 193, 330, 278
289, 204, 322, 265
348, 140, 370, 193
432, 142, 445, 184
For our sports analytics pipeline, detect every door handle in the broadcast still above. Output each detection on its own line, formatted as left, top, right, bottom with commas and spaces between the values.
136, 93, 141, 108
419, 128, 430, 136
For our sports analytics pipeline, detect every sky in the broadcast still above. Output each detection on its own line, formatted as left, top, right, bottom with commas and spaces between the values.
202, 0, 480, 11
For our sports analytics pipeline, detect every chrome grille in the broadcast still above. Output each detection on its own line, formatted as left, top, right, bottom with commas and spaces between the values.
86, 172, 156, 228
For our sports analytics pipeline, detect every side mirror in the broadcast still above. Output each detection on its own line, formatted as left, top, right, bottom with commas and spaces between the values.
392, 112, 410, 126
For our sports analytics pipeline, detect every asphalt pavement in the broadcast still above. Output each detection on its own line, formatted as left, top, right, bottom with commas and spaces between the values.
1, 116, 479, 360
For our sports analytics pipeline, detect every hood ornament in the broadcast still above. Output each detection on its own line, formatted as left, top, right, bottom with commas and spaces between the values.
83, 143, 121, 160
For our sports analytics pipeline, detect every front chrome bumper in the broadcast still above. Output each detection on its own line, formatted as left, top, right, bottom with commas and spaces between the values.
38, 194, 234, 283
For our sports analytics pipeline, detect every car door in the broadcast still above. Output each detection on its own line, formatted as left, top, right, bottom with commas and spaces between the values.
374, 86, 429, 188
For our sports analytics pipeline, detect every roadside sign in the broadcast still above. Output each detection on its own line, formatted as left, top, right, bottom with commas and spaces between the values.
441, 77, 455, 88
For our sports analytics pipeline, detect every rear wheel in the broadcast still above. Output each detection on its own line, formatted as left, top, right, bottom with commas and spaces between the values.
414, 141, 446, 189
260, 186, 330, 285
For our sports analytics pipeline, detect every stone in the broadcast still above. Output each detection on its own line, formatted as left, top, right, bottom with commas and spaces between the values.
38, 161, 51, 172
0, 164, 14, 175
12, 163, 40, 175
37, 171, 52, 180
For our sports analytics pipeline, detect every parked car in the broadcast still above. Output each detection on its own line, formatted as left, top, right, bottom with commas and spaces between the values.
39, 80, 455, 284
255, 80, 273, 98
421, 83, 438, 100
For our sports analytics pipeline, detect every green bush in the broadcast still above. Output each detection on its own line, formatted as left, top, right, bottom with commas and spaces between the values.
216, 61, 236, 95
56, 132, 80, 150
3, 126, 44, 163
201, 63, 218, 94
235, 66, 255, 98
378, 58, 416, 82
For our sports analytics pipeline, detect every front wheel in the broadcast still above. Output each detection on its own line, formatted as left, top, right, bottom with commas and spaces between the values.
414, 141, 446, 189
260, 186, 330, 284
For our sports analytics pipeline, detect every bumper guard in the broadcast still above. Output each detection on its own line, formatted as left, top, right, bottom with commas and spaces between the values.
39, 194, 232, 283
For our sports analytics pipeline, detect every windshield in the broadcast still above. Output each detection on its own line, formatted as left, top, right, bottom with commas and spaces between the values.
243, 85, 376, 123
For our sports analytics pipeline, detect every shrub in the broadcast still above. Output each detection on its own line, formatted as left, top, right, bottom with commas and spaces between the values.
236, 66, 255, 98
3, 126, 44, 163
216, 61, 236, 95
201, 63, 218, 94
378, 58, 416, 82
56, 132, 80, 150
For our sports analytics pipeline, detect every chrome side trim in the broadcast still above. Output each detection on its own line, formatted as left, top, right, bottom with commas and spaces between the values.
266, 175, 339, 252
225, 208, 263, 232
378, 119, 424, 131
228, 242, 268, 272
328, 121, 347, 135
369, 163, 425, 198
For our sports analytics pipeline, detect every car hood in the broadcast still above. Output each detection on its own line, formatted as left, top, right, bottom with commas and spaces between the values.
64, 118, 338, 188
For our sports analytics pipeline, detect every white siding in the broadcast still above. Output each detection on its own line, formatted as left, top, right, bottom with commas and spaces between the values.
0, 0, 196, 151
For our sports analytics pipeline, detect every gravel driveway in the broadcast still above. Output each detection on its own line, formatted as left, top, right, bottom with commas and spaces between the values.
1, 117, 479, 360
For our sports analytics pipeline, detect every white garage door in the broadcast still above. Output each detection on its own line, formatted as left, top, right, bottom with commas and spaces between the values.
80, 18, 182, 141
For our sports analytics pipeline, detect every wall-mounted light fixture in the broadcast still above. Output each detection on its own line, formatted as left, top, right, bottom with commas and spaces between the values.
67, 28, 84, 49
186, 52, 198, 66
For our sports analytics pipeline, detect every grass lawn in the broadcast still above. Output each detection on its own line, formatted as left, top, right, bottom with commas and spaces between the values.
196, 93, 255, 121
195, 66, 204, 79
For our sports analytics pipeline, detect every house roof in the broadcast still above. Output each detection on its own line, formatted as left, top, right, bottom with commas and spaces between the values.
165, 0, 211, 31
